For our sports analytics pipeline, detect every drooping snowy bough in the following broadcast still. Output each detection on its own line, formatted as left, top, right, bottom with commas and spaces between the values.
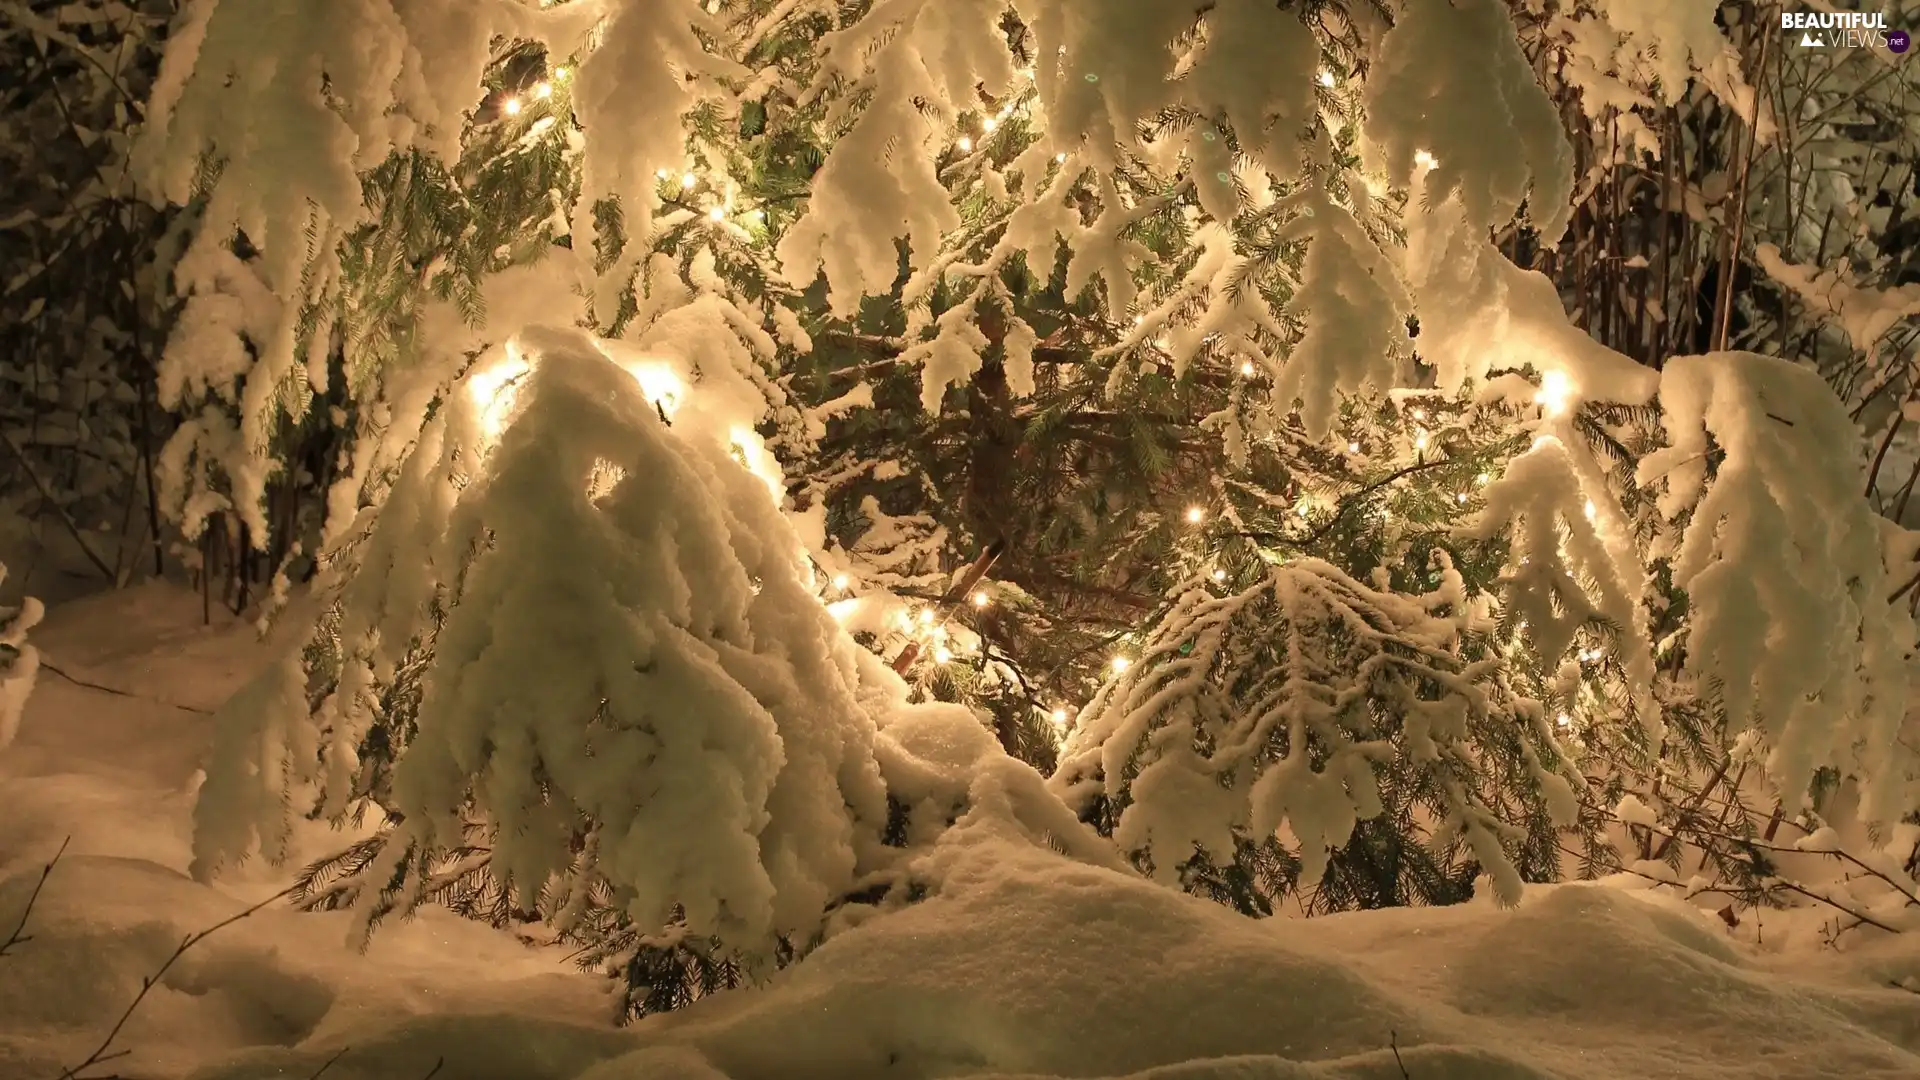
193, 328, 902, 958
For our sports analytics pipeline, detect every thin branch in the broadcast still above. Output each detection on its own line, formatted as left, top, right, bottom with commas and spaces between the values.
306, 1047, 350, 1080
57, 885, 300, 1080
37, 662, 214, 714
0, 837, 68, 959
0, 430, 116, 579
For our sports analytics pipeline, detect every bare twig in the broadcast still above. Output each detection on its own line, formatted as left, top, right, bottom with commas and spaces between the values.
1, 837, 69, 958
307, 1047, 350, 1080
1389, 1031, 1412, 1079
37, 662, 214, 715
56, 885, 299, 1080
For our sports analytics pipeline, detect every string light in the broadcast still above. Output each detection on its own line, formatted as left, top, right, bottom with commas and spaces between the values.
1050, 707, 1068, 725
957, 136, 973, 151
1240, 361, 1255, 376
1413, 149, 1438, 169
553, 66, 569, 80
1212, 568, 1227, 582
1185, 506, 1204, 524
1556, 712, 1572, 729
1456, 492, 1469, 504
1583, 498, 1598, 522
1348, 441, 1361, 453
1111, 656, 1132, 673
655, 168, 671, 179
1413, 431, 1430, 450
935, 646, 954, 664
1318, 70, 1336, 87
971, 590, 990, 607
832, 574, 850, 591
1410, 408, 1426, 421
1536, 369, 1574, 418
1477, 472, 1491, 485
982, 117, 998, 132
918, 609, 935, 626
1054, 152, 1067, 163
503, 97, 523, 115
708, 205, 726, 222
534, 81, 553, 99
680, 172, 697, 188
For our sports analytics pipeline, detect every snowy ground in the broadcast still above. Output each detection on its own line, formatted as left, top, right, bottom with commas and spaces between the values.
2, 584, 1918, 1080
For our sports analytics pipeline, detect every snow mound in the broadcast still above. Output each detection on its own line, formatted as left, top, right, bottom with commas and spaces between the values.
4, 584, 1919, 1080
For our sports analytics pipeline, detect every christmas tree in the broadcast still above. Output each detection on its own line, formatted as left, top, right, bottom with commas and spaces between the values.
130, 0, 1920, 1020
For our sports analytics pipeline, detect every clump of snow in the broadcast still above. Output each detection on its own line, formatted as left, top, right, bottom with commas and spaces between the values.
1364, 0, 1574, 242
1754, 243, 1920, 356
0, 561, 43, 752
1638, 352, 1916, 822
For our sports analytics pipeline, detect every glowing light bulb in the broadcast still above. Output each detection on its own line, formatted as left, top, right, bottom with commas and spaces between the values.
898, 612, 915, 632
1410, 408, 1426, 421
656, 168, 671, 179
918, 609, 935, 626
1456, 492, 1469, 504
1477, 472, 1491, 485
1583, 498, 1597, 522
1212, 569, 1227, 582
503, 97, 523, 115
1050, 707, 1068, 724
982, 117, 998, 132
534, 82, 553, 99
681, 172, 697, 188
971, 590, 989, 607
1111, 656, 1131, 673
832, 574, 849, 591
1348, 441, 1361, 453
935, 646, 954, 663
1536, 369, 1574, 417
1240, 361, 1255, 376
1318, 70, 1336, 87
708, 205, 726, 221
1413, 431, 1430, 450
1185, 506, 1204, 524
957, 136, 973, 151
1054, 152, 1067, 163
1413, 149, 1438, 169
1556, 712, 1572, 729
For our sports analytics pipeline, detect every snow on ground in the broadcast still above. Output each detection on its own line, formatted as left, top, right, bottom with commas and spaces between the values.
2, 584, 1918, 1080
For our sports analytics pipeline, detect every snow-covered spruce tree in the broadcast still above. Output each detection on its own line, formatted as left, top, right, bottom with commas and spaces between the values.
145, 0, 1919, 1016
